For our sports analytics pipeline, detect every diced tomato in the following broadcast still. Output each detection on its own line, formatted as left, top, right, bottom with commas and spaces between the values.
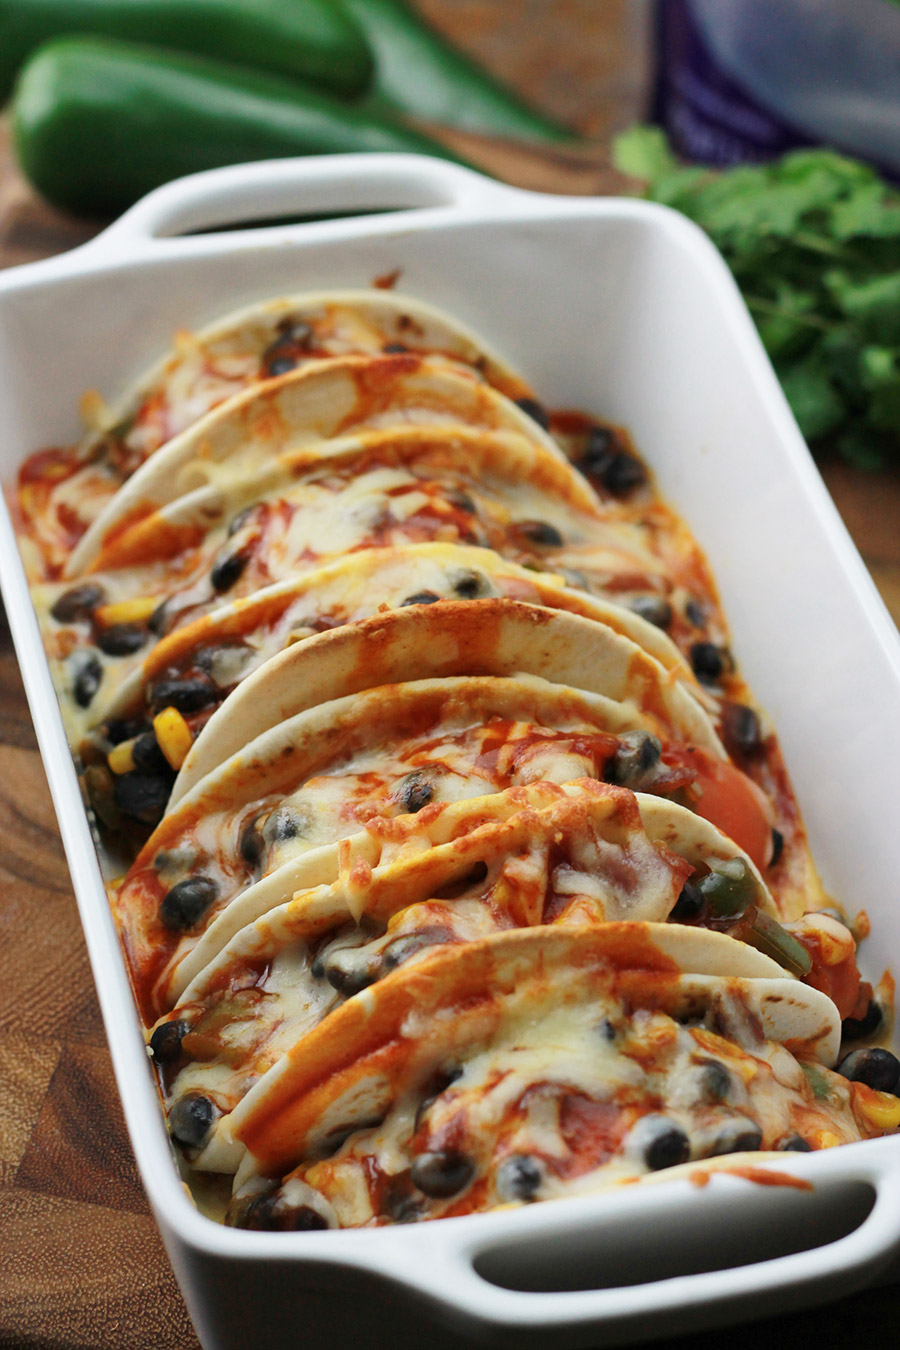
795, 937, 863, 1021
671, 748, 773, 871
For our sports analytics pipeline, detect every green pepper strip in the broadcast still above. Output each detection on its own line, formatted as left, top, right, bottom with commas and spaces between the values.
733, 907, 813, 979
698, 858, 757, 919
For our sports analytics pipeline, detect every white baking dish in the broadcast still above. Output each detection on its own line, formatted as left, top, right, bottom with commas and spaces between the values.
2, 153, 900, 1350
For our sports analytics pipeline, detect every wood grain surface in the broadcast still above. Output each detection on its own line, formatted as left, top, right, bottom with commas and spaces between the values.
0, 5, 898, 1348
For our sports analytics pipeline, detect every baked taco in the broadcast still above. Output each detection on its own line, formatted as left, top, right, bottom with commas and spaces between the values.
147, 783, 807, 1172
220, 924, 871, 1229
65, 352, 567, 577
19, 290, 535, 579
15, 283, 886, 1242
99, 540, 693, 740
113, 652, 744, 1013
167, 600, 719, 802
38, 420, 665, 745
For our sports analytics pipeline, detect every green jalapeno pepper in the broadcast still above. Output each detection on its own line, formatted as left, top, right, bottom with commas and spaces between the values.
342, 0, 576, 143
0, 0, 373, 101
13, 36, 468, 217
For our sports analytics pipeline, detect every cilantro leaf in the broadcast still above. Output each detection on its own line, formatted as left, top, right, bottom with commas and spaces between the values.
861, 346, 900, 432
612, 125, 676, 181
830, 184, 900, 240
778, 351, 845, 441
614, 128, 900, 469
827, 270, 900, 345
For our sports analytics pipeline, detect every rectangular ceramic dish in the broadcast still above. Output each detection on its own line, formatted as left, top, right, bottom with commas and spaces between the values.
2, 153, 900, 1350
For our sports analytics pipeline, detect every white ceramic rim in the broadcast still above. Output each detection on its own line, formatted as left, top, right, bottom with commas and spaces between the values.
1, 153, 900, 1340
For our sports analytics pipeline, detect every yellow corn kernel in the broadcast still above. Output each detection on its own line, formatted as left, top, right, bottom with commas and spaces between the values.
79, 388, 110, 431
857, 1090, 900, 1132
108, 739, 136, 775
816, 1130, 843, 1149
153, 706, 193, 771
94, 596, 159, 627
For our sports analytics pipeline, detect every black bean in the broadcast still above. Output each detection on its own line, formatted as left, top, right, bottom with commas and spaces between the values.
710, 1118, 763, 1156
780, 1135, 813, 1152
73, 655, 102, 708
132, 731, 170, 775
599, 449, 647, 495
698, 1060, 732, 1103
515, 397, 549, 430
413, 1067, 463, 1132
383, 342, 409, 354
50, 582, 106, 624
446, 489, 476, 514
836, 1047, 900, 1093
399, 773, 433, 813
322, 954, 375, 997
263, 332, 296, 359
383, 933, 432, 971
842, 999, 883, 1042
690, 641, 729, 683
168, 1092, 217, 1149
606, 730, 662, 786
96, 622, 148, 657
160, 875, 218, 932
451, 570, 485, 598
148, 599, 173, 636
410, 1149, 475, 1199
518, 519, 563, 547
211, 549, 249, 593
669, 880, 704, 922
770, 828, 785, 868
261, 323, 312, 377
383, 1181, 424, 1224
400, 590, 442, 606
628, 594, 673, 629
279, 320, 313, 346
685, 599, 706, 628
577, 429, 647, 495
239, 1193, 329, 1231
113, 771, 170, 825
263, 807, 301, 844
149, 1019, 189, 1065
266, 356, 298, 376
105, 716, 145, 745
721, 702, 763, 758
496, 1154, 542, 1202
634, 1115, 691, 1171
239, 814, 266, 866
149, 675, 216, 715
227, 506, 254, 538
282, 1204, 330, 1231
581, 425, 615, 463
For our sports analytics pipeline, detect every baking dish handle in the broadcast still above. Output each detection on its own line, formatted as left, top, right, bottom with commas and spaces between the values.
385, 1160, 900, 1339
79, 154, 531, 258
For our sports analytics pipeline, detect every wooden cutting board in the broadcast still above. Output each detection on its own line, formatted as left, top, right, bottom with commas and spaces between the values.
1, 5, 899, 1347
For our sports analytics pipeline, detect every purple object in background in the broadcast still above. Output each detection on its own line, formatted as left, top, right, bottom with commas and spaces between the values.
652, 0, 900, 173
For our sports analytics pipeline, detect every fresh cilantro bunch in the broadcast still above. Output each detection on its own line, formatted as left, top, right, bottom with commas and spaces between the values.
614, 126, 900, 469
